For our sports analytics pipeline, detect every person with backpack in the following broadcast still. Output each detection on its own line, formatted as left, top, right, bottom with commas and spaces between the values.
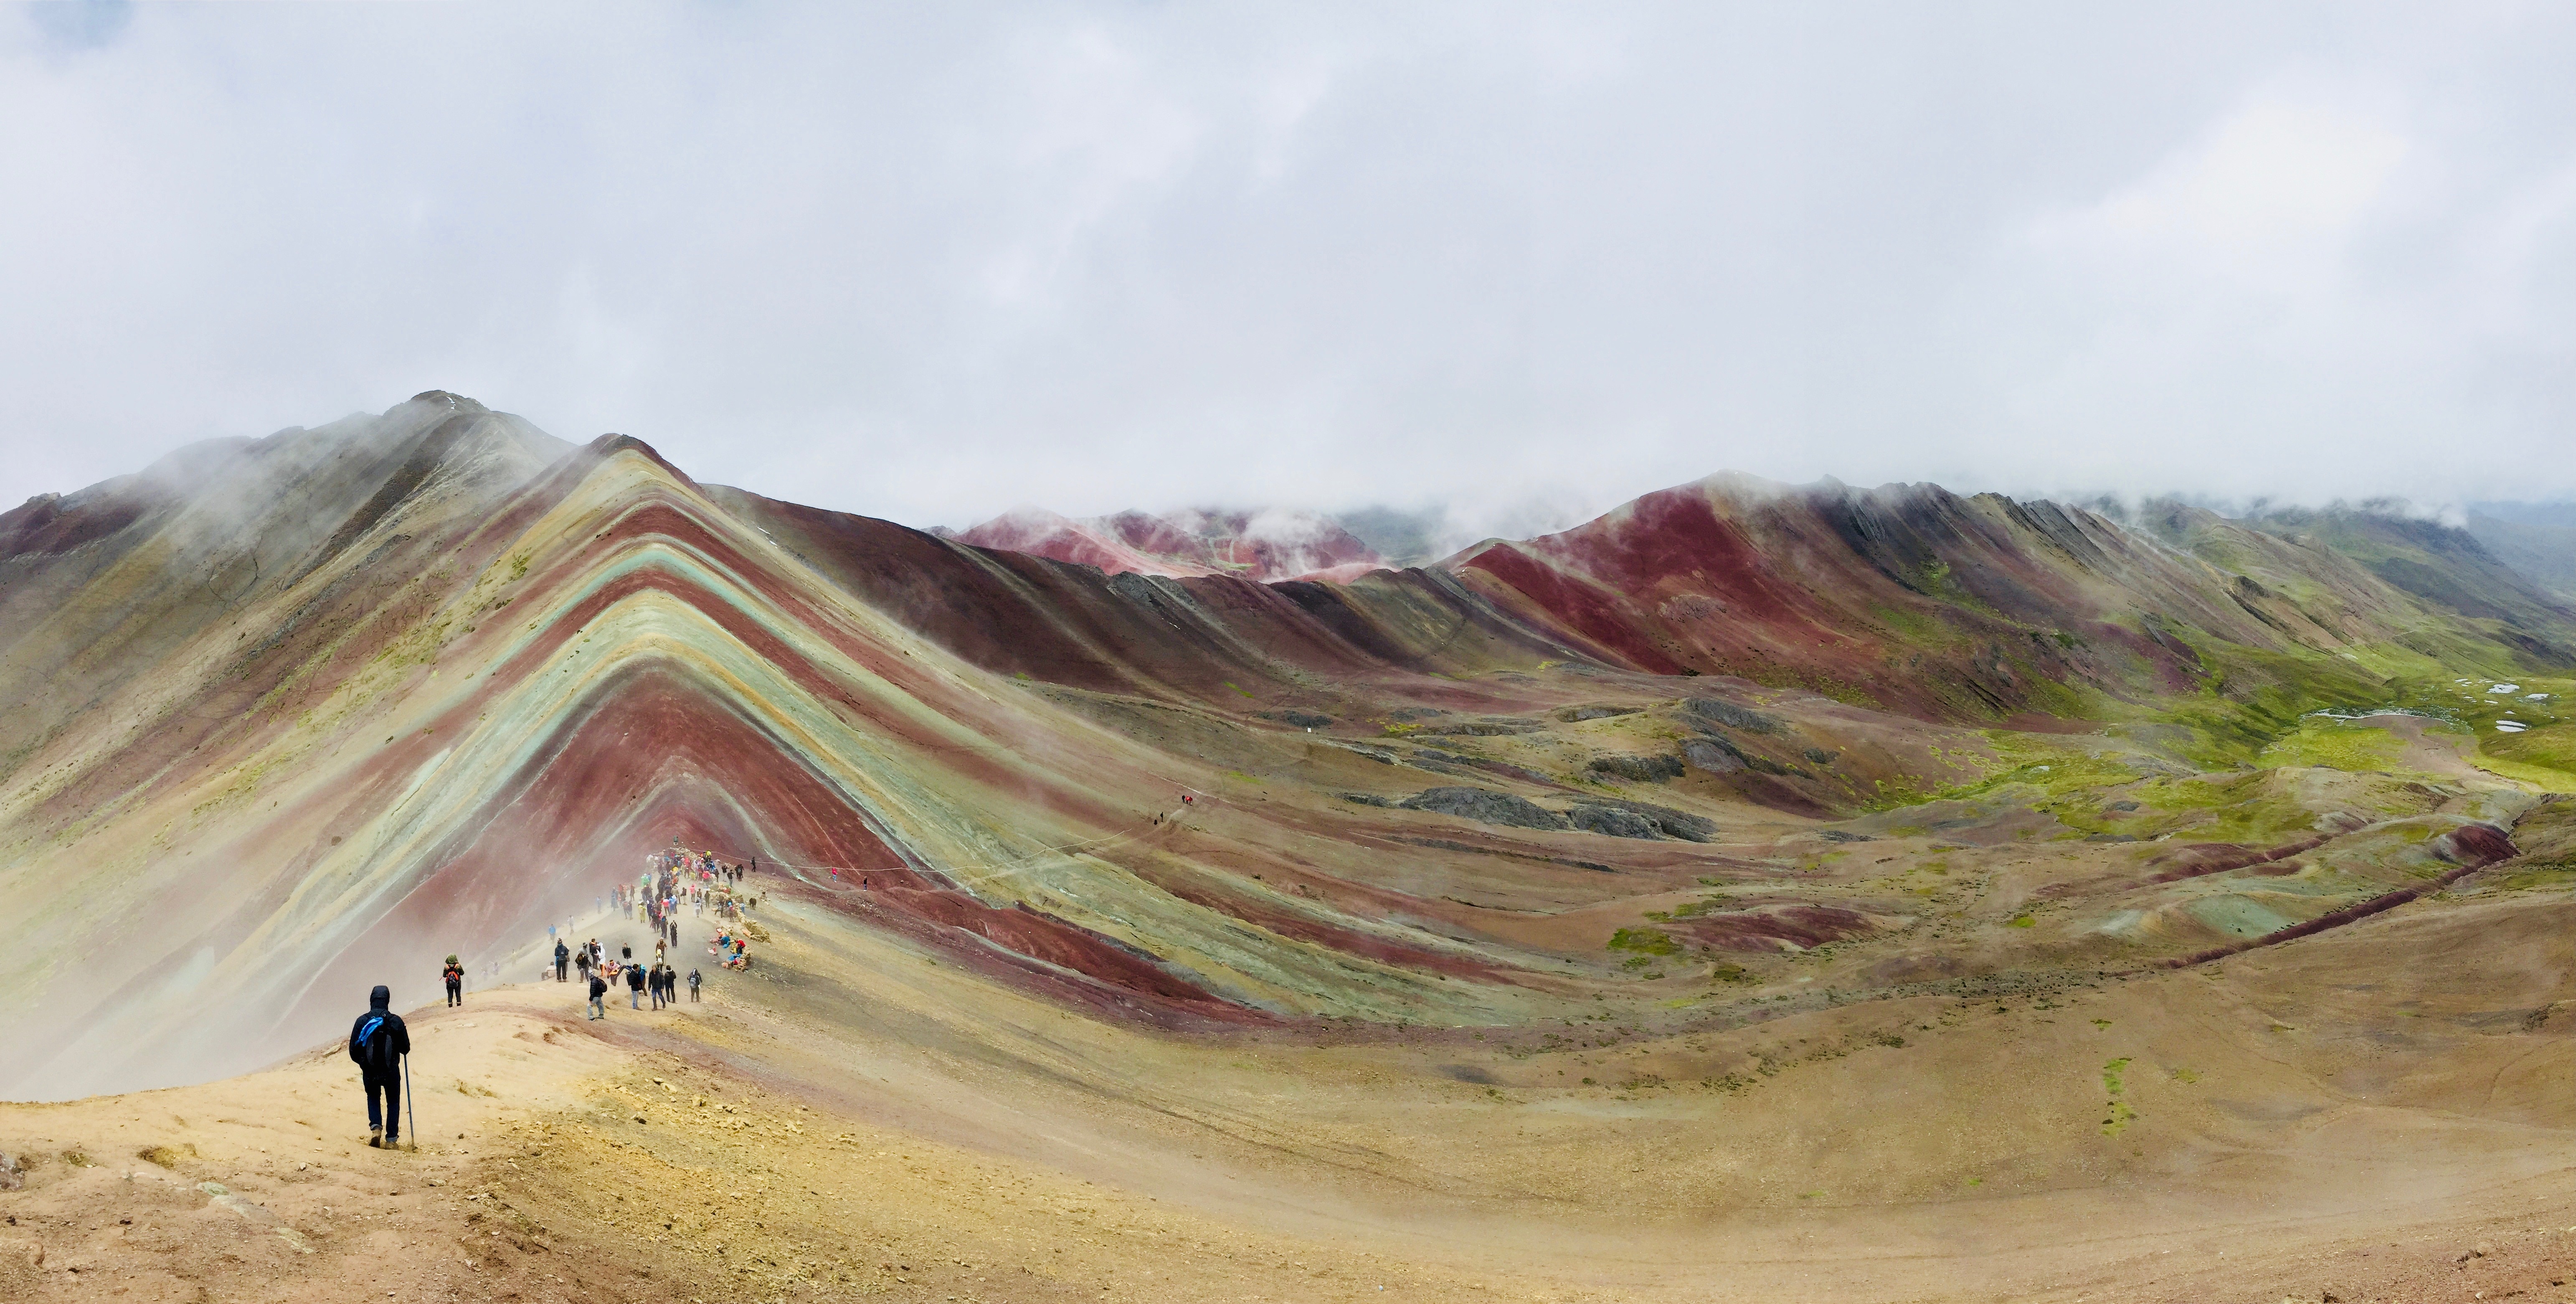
554, 939, 570, 982
587, 968, 608, 1020
626, 956, 646, 1009
441, 955, 465, 1007
687, 967, 702, 1002
348, 985, 411, 1148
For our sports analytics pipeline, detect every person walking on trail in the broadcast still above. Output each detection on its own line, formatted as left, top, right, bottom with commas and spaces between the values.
555, 939, 570, 982
441, 955, 465, 1007
348, 985, 410, 1149
688, 967, 702, 1003
647, 963, 664, 1011
587, 969, 608, 1020
626, 958, 646, 1009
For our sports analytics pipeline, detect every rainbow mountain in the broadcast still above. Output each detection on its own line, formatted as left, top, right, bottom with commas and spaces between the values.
3, 391, 2570, 1097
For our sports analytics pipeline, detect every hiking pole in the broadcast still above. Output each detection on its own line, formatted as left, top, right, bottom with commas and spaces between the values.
403, 1051, 418, 1152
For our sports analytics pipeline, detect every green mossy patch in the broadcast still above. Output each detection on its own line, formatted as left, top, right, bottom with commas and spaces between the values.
1607, 927, 1680, 956
2258, 718, 2409, 772
2500, 861, 2576, 892
2185, 895, 2295, 939
2474, 754, 2576, 792
2484, 720, 2576, 775
2100, 1057, 2137, 1135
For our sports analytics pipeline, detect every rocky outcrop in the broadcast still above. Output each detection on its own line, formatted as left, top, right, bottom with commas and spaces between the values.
1568, 805, 1662, 839
1684, 698, 1784, 733
1399, 786, 1567, 831
1588, 754, 1685, 783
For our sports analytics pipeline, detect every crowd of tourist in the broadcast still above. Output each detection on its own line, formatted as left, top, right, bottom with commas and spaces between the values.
522, 840, 771, 1017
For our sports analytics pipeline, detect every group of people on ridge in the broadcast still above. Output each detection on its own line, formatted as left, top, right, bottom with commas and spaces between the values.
350, 839, 781, 1148
555, 937, 700, 1019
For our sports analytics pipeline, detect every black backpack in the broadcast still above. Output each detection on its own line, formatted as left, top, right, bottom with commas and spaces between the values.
350, 1013, 397, 1074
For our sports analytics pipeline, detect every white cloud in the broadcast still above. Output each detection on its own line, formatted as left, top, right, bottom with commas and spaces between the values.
3, 3, 2574, 532
2051, 87, 2411, 277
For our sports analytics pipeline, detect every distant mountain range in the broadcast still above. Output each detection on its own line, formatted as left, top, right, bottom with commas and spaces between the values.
945, 505, 1391, 582
946, 496, 2576, 612
2467, 501, 2576, 603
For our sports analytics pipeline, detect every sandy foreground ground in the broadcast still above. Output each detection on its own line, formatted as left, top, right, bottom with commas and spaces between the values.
13, 887, 2576, 1304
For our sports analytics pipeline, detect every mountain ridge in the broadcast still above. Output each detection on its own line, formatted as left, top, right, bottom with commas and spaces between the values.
3, 393, 2573, 1100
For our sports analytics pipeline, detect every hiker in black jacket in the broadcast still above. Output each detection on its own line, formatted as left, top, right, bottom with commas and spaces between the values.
587, 970, 608, 1020
348, 984, 410, 1148
554, 939, 570, 982
627, 957, 647, 1009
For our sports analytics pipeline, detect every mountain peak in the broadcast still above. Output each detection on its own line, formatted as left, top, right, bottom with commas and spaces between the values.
406, 389, 489, 412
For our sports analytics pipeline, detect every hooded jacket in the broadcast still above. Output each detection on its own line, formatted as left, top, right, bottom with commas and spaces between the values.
348, 985, 410, 1081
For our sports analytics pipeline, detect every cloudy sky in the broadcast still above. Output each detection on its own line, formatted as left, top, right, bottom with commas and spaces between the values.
3, 2, 2571, 537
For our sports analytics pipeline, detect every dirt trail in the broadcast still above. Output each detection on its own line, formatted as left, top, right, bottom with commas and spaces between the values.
11, 881, 2576, 1301
0, 994, 1620, 1304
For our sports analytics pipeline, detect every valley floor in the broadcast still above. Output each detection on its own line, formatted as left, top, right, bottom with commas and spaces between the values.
12, 873, 2576, 1304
